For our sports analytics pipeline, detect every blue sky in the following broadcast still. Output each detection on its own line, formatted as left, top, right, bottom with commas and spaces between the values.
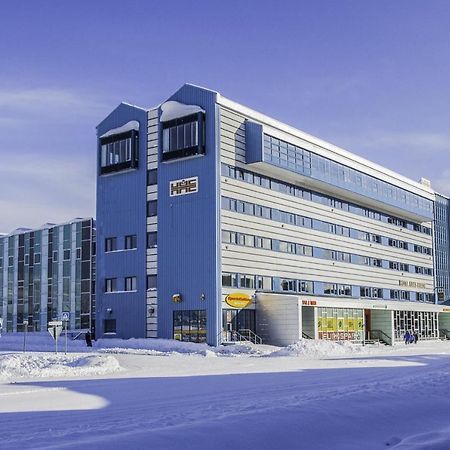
1, 0, 449, 231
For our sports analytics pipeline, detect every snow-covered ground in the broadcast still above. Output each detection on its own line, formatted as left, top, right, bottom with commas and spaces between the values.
0, 334, 449, 449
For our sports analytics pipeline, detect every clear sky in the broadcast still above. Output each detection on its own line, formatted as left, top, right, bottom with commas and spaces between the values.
0, 0, 449, 232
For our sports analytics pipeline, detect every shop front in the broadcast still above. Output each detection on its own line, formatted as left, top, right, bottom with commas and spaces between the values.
316, 307, 364, 342
221, 292, 256, 342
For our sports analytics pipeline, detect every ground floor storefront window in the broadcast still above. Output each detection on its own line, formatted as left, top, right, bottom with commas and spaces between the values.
222, 309, 255, 342
393, 310, 438, 341
317, 307, 364, 341
173, 310, 207, 343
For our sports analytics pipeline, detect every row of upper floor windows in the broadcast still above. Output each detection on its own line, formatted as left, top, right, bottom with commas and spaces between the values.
222, 230, 433, 276
222, 271, 434, 302
105, 235, 137, 252
221, 163, 432, 236
104, 274, 156, 292
221, 196, 433, 256
263, 134, 433, 217
0, 249, 82, 269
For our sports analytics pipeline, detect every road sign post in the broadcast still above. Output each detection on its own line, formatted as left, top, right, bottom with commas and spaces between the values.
23, 320, 28, 352
48, 321, 63, 354
62, 312, 70, 355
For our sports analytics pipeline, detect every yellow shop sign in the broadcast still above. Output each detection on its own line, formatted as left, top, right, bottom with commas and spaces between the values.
225, 293, 252, 309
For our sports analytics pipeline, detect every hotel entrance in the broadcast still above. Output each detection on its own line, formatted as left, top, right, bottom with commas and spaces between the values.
222, 309, 256, 342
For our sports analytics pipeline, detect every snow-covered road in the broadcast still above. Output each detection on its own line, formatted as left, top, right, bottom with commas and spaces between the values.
0, 338, 449, 449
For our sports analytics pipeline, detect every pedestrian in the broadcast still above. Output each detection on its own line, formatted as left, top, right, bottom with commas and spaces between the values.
413, 331, 419, 344
85, 330, 93, 347
404, 330, 410, 344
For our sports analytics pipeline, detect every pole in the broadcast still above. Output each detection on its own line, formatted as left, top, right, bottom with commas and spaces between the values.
54, 327, 58, 354
23, 325, 26, 353
65, 320, 68, 355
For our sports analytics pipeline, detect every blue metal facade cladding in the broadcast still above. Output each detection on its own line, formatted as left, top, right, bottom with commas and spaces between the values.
96, 103, 148, 339
157, 85, 221, 346
245, 121, 263, 164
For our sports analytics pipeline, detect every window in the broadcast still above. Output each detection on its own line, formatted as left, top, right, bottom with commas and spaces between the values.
105, 278, 117, 293
256, 276, 272, 290
125, 276, 137, 291
125, 235, 137, 250
222, 273, 232, 287
100, 129, 139, 175
63, 249, 71, 260
173, 310, 207, 343
147, 232, 157, 248
222, 272, 237, 287
105, 237, 117, 252
34, 253, 41, 264
162, 113, 205, 161
147, 200, 157, 217
299, 280, 313, 293
24, 254, 29, 265
8, 256, 14, 266
76, 248, 81, 259
240, 274, 255, 289
147, 169, 157, 186
281, 279, 296, 291
147, 275, 157, 290
52, 250, 58, 262
104, 319, 116, 334
255, 236, 271, 250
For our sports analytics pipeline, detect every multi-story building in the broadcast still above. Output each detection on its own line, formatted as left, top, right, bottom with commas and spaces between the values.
96, 84, 450, 346
0, 218, 96, 333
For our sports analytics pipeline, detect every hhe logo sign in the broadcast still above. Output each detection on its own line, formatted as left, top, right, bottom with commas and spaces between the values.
170, 177, 198, 197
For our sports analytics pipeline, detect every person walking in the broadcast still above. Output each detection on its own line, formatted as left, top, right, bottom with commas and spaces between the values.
404, 330, 410, 344
85, 330, 93, 347
413, 331, 419, 344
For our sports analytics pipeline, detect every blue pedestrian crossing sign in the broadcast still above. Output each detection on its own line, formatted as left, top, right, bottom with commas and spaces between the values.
62, 312, 70, 322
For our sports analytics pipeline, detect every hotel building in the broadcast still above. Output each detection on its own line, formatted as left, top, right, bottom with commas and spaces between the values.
96, 84, 450, 346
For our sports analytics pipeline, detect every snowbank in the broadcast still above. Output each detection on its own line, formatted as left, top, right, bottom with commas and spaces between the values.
97, 338, 272, 357
391, 427, 450, 449
0, 353, 121, 380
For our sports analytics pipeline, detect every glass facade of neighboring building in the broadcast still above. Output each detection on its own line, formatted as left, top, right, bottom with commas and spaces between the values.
434, 194, 450, 302
0, 218, 96, 333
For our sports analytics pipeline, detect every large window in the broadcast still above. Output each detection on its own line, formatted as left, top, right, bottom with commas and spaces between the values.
173, 310, 207, 343
100, 130, 139, 175
162, 113, 205, 161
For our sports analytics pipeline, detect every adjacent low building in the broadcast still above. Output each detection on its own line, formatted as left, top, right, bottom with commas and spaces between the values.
0, 218, 96, 334
95, 84, 450, 346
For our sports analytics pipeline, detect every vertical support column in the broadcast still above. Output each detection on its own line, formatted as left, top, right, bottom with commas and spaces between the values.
12, 235, 18, 332
1, 241, 7, 329
146, 108, 159, 338
57, 227, 64, 320
40, 229, 49, 331
70, 222, 77, 329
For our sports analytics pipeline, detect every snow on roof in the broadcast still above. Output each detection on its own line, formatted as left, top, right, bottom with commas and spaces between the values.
160, 100, 205, 122
100, 120, 140, 138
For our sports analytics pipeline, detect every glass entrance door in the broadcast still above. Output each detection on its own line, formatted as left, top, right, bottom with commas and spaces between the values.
222, 309, 255, 342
